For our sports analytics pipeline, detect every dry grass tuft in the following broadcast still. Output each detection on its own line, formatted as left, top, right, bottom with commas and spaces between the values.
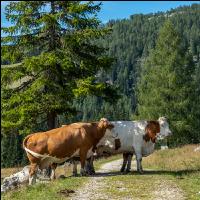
143, 144, 200, 171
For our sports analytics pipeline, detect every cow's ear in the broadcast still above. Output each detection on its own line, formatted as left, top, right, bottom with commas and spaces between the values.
108, 124, 114, 129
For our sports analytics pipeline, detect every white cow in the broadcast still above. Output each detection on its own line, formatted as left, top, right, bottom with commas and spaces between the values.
95, 117, 172, 173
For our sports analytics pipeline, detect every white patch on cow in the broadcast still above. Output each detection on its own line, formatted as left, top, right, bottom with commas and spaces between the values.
97, 121, 147, 153
142, 140, 155, 156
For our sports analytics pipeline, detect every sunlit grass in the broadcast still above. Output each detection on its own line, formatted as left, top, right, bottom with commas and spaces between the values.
100, 145, 200, 200
143, 144, 200, 171
2, 145, 200, 200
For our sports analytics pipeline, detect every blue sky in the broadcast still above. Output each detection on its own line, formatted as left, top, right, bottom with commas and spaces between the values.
1, 1, 199, 26
98, 1, 200, 23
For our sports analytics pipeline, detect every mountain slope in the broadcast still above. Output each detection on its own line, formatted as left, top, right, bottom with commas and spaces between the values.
70, 3, 200, 122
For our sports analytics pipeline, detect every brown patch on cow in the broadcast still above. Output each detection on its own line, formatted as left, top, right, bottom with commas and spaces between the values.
144, 121, 160, 143
115, 138, 121, 150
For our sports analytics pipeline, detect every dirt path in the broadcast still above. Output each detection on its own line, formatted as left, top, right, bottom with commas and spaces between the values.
70, 159, 123, 200
153, 180, 185, 200
70, 159, 185, 200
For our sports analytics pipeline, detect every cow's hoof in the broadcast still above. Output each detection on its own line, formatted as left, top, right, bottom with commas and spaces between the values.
58, 175, 66, 179
90, 170, 95, 175
120, 168, 125, 173
80, 168, 88, 176
125, 170, 131, 173
80, 171, 87, 176
72, 173, 78, 177
80, 173, 88, 177
87, 170, 95, 175
137, 170, 144, 174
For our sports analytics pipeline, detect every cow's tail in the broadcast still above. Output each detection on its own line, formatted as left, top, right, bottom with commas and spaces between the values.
23, 134, 33, 149
23, 134, 47, 159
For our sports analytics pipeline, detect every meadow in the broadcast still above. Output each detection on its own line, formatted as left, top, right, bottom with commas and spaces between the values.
1, 145, 200, 200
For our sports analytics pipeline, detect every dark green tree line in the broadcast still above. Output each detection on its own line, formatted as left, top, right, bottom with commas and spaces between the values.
75, 4, 200, 125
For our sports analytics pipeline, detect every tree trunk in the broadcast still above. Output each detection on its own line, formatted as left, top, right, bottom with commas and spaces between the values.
45, 111, 56, 177
47, 112, 56, 130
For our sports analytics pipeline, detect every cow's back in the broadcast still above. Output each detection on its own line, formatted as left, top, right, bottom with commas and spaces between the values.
112, 121, 136, 151
25, 125, 85, 158
101, 121, 147, 153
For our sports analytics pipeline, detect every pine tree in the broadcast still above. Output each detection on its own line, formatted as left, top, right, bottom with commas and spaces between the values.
191, 62, 200, 143
1, 1, 117, 135
135, 20, 196, 145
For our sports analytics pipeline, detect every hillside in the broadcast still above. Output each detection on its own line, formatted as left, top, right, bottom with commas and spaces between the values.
70, 3, 200, 122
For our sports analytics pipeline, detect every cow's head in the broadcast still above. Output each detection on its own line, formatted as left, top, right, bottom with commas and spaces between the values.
96, 122, 117, 156
144, 121, 160, 143
157, 117, 172, 139
98, 118, 114, 130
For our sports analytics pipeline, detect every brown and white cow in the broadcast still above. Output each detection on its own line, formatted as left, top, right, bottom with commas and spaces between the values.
23, 118, 114, 185
95, 117, 172, 173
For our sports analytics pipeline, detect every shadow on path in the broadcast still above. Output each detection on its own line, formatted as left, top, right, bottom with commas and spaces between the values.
63, 169, 199, 179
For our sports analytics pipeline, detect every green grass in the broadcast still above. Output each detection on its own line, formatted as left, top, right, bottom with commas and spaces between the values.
102, 174, 157, 200
2, 145, 200, 200
176, 172, 200, 200
2, 176, 88, 200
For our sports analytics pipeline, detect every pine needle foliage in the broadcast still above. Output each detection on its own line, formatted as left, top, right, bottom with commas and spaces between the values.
1, 1, 118, 134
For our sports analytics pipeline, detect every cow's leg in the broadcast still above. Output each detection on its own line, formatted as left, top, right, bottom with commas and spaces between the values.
135, 153, 143, 174
85, 159, 91, 174
89, 156, 95, 174
85, 156, 95, 175
120, 153, 128, 172
72, 160, 78, 176
29, 163, 38, 185
80, 149, 87, 176
50, 163, 57, 180
42, 166, 52, 179
126, 153, 133, 172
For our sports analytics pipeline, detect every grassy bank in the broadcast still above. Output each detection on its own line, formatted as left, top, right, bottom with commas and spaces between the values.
2, 177, 88, 200
1, 164, 89, 200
